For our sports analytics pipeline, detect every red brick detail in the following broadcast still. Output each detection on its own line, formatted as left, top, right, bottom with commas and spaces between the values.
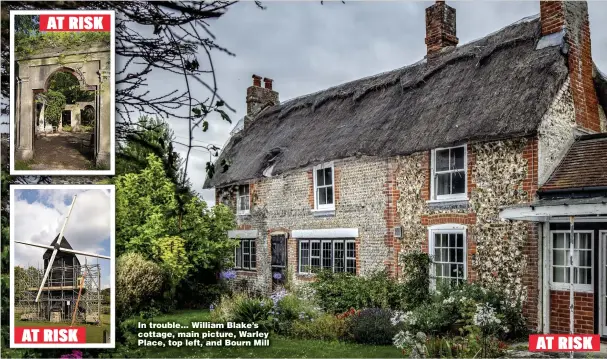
423, 213, 477, 227
237, 224, 252, 230
425, 1, 459, 56
307, 169, 315, 209
421, 151, 431, 201
522, 223, 540, 329
521, 138, 539, 200
540, 1, 565, 36
384, 160, 400, 277
549, 291, 594, 334
541, 1, 600, 132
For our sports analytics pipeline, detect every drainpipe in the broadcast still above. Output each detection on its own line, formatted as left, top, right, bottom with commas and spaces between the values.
569, 216, 574, 359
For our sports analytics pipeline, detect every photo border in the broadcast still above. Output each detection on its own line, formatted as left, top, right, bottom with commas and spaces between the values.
9, 9, 116, 176
9, 184, 116, 349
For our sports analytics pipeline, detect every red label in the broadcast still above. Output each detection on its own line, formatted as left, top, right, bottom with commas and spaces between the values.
529, 334, 600, 352
39, 14, 111, 32
14, 327, 87, 344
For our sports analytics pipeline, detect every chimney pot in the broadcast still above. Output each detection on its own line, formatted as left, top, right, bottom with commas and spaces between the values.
252, 74, 262, 87
263, 78, 273, 90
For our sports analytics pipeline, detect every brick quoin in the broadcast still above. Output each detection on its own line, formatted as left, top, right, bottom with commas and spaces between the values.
549, 291, 594, 334
540, 1, 601, 132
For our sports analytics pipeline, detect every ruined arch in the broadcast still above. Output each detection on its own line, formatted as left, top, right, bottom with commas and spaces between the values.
14, 45, 111, 167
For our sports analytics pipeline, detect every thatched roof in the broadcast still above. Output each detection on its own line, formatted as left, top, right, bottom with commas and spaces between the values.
205, 17, 571, 189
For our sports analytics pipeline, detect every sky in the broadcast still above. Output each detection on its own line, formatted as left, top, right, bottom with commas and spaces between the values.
3, 1, 607, 207
12, 187, 112, 289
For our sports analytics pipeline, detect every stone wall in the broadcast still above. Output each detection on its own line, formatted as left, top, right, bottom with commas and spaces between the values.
537, 79, 576, 186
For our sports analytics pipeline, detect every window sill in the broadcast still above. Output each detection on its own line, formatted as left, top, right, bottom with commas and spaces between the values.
549, 283, 593, 293
310, 208, 335, 217
237, 211, 251, 217
427, 197, 468, 204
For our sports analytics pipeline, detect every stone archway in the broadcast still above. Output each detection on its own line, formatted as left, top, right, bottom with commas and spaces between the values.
14, 45, 111, 167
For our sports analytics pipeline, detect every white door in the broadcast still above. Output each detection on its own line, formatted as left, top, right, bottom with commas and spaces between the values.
601, 231, 607, 337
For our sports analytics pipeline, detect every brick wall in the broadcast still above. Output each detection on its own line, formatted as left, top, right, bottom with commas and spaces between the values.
549, 291, 594, 334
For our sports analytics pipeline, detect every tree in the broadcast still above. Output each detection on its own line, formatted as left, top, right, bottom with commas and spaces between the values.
44, 90, 66, 127
47, 72, 94, 104
114, 154, 236, 283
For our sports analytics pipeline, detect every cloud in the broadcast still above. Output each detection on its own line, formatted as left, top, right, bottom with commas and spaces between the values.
12, 188, 112, 288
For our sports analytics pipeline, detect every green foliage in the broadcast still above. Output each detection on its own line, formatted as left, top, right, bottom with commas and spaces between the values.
80, 125, 94, 133
15, 23, 110, 58
398, 251, 432, 310
116, 252, 168, 318
211, 293, 251, 323
290, 314, 348, 341
48, 71, 94, 104
81, 106, 95, 126
62, 125, 73, 132
154, 236, 191, 285
311, 270, 411, 314
44, 90, 66, 127
232, 298, 273, 325
348, 308, 398, 345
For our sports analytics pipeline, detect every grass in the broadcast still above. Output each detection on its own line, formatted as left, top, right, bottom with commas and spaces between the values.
14, 160, 33, 170
135, 310, 403, 358
14, 313, 111, 343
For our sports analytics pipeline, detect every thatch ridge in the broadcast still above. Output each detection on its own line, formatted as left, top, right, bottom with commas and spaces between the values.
205, 17, 569, 188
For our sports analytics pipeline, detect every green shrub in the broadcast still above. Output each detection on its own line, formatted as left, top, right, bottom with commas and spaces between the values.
233, 297, 273, 324
210, 292, 250, 323
347, 308, 398, 345
290, 314, 347, 341
116, 252, 168, 318
272, 292, 318, 335
80, 125, 94, 133
62, 125, 73, 132
397, 251, 432, 310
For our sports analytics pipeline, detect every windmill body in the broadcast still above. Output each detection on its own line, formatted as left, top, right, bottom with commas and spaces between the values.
15, 195, 109, 324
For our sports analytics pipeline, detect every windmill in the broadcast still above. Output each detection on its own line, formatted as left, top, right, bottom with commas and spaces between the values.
15, 194, 110, 323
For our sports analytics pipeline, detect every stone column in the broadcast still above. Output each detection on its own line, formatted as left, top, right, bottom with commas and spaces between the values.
96, 68, 111, 167
16, 75, 34, 161
38, 103, 46, 133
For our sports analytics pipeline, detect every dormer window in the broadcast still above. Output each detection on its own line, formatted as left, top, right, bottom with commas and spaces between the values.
237, 184, 250, 215
431, 145, 467, 201
313, 162, 334, 210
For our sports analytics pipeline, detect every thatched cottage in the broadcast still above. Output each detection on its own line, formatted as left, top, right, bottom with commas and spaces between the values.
204, 1, 607, 335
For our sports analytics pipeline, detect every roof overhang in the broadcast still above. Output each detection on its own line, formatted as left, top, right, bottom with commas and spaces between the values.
499, 197, 607, 222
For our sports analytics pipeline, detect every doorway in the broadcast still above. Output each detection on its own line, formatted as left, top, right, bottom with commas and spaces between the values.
271, 234, 287, 289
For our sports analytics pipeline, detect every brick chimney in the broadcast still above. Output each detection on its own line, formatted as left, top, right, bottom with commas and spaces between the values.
245, 74, 279, 129
540, 1, 600, 132
425, 1, 459, 57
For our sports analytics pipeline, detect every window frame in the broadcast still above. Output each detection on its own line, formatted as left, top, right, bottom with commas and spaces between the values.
313, 162, 335, 211
428, 224, 467, 289
430, 145, 468, 202
298, 238, 355, 274
234, 238, 256, 271
549, 230, 594, 293
237, 184, 250, 215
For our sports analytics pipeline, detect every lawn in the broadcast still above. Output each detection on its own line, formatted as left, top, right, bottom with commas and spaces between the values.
136, 310, 404, 358
14, 313, 111, 344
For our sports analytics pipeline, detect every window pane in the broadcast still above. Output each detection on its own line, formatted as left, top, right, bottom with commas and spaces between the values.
334, 242, 345, 272
318, 188, 327, 205
435, 263, 443, 277
448, 234, 456, 247
575, 268, 591, 285
346, 259, 356, 274
324, 168, 333, 185
434, 248, 442, 261
553, 249, 565, 266
436, 150, 449, 171
326, 187, 334, 205
451, 171, 466, 195
577, 233, 591, 249
579, 250, 591, 267
311, 242, 321, 269
456, 248, 463, 263
553, 267, 566, 283
436, 173, 450, 196
322, 242, 332, 269
250, 240, 256, 269
243, 241, 250, 268
240, 185, 249, 196
553, 233, 566, 249
346, 241, 356, 258
451, 147, 465, 170
316, 169, 324, 186
456, 234, 463, 247
300, 242, 310, 272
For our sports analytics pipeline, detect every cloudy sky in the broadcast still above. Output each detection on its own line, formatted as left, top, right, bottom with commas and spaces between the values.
163, 1, 607, 206
3, 2, 607, 207
12, 187, 112, 289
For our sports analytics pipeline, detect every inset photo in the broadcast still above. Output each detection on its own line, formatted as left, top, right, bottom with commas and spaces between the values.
9, 10, 115, 175
10, 185, 115, 348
